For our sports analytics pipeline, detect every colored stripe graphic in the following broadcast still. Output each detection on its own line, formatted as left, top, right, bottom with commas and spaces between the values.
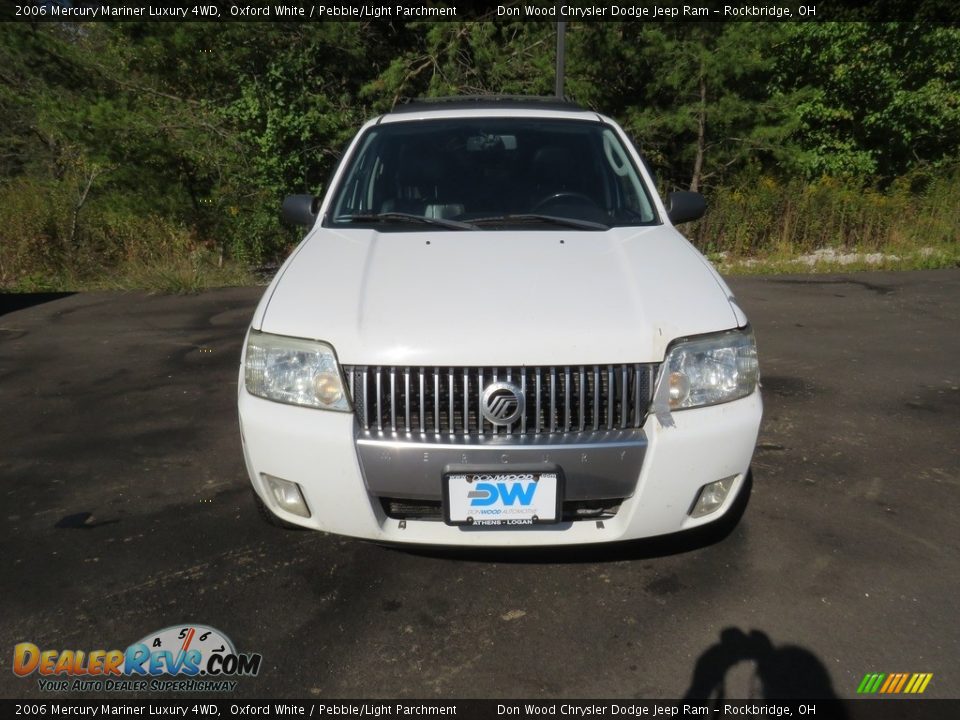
857, 672, 932, 694
857, 673, 885, 694
879, 674, 897, 693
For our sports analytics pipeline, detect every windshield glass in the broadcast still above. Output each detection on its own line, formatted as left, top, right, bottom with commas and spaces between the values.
326, 118, 659, 230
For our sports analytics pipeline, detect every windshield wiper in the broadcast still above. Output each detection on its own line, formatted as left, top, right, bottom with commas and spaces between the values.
471, 214, 609, 231
340, 212, 478, 231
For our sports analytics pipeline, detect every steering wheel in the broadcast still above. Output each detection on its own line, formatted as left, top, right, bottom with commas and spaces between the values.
532, 191, 597, 211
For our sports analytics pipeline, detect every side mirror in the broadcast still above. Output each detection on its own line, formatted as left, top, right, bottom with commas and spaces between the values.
666, 191, 706, 224
281, 194, 321, 226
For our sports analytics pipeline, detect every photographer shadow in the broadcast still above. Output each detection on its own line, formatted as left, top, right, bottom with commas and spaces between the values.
684, 627, 845, 712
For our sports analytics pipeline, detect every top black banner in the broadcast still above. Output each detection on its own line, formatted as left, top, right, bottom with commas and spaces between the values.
3, 0, 960, 23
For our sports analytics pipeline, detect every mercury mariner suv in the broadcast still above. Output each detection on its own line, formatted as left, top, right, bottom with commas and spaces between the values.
238, 97, 762, 547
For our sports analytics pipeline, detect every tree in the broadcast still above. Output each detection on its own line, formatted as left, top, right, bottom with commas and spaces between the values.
772, 22, 960, 180
363, 21, 555, 103
601, 23, 799, 192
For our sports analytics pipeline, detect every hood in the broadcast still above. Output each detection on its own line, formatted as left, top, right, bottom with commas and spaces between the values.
257, 226, 740, 366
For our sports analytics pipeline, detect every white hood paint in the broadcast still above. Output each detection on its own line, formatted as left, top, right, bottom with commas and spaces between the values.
256, 226, 740, 366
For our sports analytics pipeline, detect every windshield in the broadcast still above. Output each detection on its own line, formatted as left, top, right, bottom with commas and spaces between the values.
326, 118, 659, 230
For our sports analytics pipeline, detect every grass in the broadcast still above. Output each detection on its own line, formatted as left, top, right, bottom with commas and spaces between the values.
2, 169, 957, 292
4, 253, 256, 294
6, 241, 955, 294
5, 238, 957, 294
690, 167, 960, 275
99, 256, 257, 294
709, 243, 960, 276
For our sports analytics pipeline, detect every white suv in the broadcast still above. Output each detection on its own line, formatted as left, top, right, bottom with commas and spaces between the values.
238, 97, 762, 547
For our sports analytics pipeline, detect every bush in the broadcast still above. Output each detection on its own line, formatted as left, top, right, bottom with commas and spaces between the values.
0, 178, 64, 289
4, 162, 956, 292
694, 166, 960, 257
0, 176, 252, 292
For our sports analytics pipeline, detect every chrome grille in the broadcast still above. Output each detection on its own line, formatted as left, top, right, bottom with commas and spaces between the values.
344, 365, 658, 438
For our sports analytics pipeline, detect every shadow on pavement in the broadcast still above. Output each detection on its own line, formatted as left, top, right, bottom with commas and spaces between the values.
684, 627, 845, 706
0, 292, 75, 318
54, 512, 120, 530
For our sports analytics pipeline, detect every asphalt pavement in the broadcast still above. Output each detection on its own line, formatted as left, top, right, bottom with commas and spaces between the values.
1, 270, 957, 700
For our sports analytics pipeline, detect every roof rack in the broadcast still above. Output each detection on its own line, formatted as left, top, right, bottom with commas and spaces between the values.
390, 95, 586, 113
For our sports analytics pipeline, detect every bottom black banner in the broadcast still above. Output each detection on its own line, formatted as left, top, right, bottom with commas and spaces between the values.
2, 699, 960, 720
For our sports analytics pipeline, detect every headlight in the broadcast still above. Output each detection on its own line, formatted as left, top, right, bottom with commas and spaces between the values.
661, 327, 759, 410
244, 330, 350, 411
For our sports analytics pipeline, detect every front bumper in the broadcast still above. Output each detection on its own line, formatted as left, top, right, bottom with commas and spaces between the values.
238, 388, 762, 547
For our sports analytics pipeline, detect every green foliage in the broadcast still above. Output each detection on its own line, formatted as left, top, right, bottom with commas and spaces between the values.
620, 24, 802, 191
772, 23, 960, 179
695, 164, 960, 257
0, 21, 957, 290
364, 22, 554, 99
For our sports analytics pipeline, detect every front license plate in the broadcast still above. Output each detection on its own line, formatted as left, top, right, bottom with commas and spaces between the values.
444, 472, 560, 527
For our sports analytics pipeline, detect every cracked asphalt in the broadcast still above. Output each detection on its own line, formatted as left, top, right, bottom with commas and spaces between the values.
1, 270, 957, 700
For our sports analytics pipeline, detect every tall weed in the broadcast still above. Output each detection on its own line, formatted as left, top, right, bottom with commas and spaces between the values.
695, 167, 960, 257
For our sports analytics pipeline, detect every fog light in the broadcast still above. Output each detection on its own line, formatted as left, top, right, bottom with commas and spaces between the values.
690, 476, 736, 518
261, 474, 311, 518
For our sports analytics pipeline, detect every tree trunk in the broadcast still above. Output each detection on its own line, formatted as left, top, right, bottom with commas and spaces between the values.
690, 67, 707, 193
68, 167, 98, 250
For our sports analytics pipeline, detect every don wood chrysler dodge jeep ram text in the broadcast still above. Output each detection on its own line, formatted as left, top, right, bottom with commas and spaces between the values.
238, 97, 762, 547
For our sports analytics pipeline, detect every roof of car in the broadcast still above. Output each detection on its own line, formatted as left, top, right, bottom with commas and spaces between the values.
389, 95, 587, 114
379, 96, 603, 125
